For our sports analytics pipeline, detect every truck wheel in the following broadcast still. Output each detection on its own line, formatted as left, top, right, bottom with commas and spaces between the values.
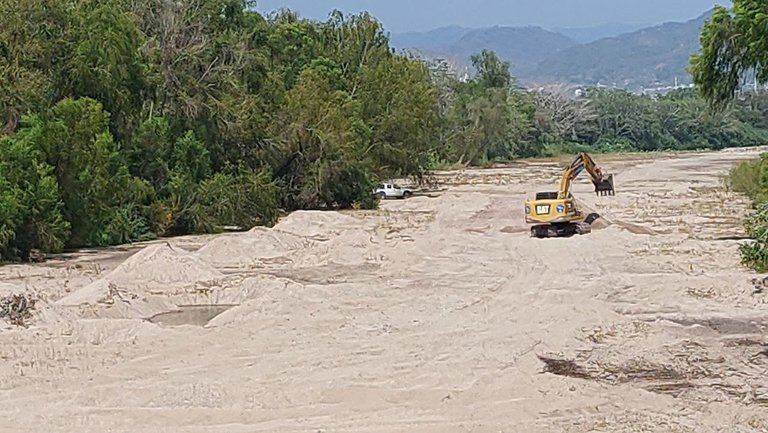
403, 191, 412, 199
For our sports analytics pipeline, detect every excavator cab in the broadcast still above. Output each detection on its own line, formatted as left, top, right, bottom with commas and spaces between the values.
592, 173, 615, 196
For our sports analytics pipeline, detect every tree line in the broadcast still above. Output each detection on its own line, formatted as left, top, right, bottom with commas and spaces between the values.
1, 0, 767, 261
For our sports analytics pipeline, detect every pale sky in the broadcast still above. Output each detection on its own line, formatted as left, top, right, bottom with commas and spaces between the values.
253, 0, 731, 33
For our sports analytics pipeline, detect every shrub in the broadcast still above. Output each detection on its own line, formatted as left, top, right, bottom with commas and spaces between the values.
727, 158, 763, 201
740, 202, 768, 272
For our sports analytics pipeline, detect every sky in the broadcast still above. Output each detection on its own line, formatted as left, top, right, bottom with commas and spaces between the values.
253, 0, 731, 33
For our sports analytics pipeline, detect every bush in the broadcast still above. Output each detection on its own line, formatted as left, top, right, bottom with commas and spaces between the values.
728, 153, 768, 272
100, 204, 156, 245
740, 202, 768, 272
198, 165, 281, 229
0, 135, 70, 261
727, 157, 764, 201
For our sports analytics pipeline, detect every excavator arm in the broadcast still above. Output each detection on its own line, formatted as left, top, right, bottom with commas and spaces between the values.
557, 152, 615, 199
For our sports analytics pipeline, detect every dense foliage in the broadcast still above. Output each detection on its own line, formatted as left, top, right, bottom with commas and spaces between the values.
1, 0, 767, 261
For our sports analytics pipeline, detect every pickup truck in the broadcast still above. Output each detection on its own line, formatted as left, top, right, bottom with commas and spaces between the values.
374, 183, 413, 199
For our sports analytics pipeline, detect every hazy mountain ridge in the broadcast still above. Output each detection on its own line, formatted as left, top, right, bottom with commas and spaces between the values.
390, 10, 713, 90
449, 26, 577, 75
533, 11, 711, 89
389, 25, 473, 53
549, 23, 650, 43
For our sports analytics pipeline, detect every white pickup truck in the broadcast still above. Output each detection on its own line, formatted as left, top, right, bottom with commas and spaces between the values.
374, 183, 413, 199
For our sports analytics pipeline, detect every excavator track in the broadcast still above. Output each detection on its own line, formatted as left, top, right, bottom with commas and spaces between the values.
530, 213, 600, 238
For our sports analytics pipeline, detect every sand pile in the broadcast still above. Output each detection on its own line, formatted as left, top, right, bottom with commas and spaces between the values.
288, 229, 384, 267
204, 275, 306, 327
220, 274, 302, 303
273, 210, 366, 238
105, 243, 223, 286
58, 243, 223, 315
57, 278, 180, 319
195, 227, 309, 269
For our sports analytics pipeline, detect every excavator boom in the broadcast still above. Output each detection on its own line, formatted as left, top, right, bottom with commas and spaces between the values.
558, 152, 615, 199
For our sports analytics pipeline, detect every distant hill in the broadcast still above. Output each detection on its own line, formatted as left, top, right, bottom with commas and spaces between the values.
531, 10, 712, 90
549, 23, 650, 44
390, 10, 713, 91
389, 26, 472, 53
391, 25, 577, 78
448, 26, 577, 74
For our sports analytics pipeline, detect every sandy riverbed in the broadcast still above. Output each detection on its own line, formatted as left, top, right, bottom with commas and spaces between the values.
1, 148, 768, 432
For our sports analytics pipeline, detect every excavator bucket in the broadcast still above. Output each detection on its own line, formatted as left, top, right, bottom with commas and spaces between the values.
593, 173, 615, 196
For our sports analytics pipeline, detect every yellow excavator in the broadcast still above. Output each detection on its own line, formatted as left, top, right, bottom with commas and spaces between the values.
525, 152, 615, 238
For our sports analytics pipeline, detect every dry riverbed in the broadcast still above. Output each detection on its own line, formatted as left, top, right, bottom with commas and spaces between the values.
1, 148, 767, 432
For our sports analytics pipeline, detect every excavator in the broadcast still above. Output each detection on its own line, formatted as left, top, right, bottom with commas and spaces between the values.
525, 152, 615, 238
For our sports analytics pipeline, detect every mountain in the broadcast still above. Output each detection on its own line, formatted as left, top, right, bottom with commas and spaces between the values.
391, 26, 577, 78
448, 26, 577, 74
531, 10, 712, 90
389, 26, 472, 53
390, 9, 714, 91
549, 23, 650, 44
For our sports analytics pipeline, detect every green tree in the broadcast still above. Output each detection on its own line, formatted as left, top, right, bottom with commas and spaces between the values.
0, 0, 71, 133
0, 134, 70, 260
271, 66, 372, 209
689, 1, 768, 108
30, 98, 151, 246
66, 0, 147, 139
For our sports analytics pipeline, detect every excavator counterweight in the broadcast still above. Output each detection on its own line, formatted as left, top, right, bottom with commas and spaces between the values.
524, 152, 616, 238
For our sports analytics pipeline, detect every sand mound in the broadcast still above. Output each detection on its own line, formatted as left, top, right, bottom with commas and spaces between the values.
106, 243, 223, 286
58, 243, 223, 315
205, 275, 305, 327
216, 274, 303, 304
274, 210, 365, 237
590, 217, 612, 230
206, 276, 318, 328
56, 278, 184, 320
289, 229, 383, 267
195, 228, 308, 268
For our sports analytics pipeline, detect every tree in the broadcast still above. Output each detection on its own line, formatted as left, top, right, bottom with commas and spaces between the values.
471, 50, 511, 90
0, 133, 70, 260
689, 2, 768, 109
532, 84, 596, 142
0, 0, 71, 134
66, 0, 147, 140
271, 66, 373, 209
29, 98, 151, 246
